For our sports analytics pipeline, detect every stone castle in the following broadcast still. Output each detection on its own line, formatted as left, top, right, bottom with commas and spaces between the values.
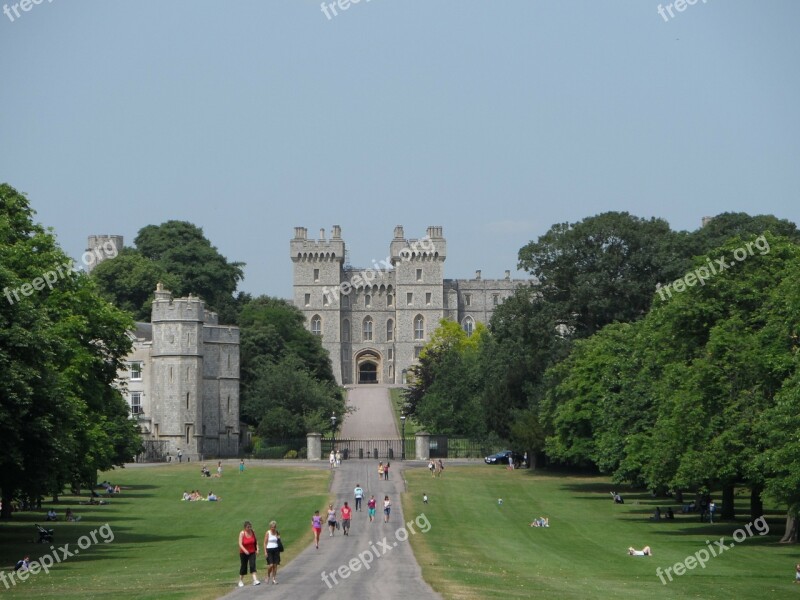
292, 225, 524, 385
118, 282, 241, 461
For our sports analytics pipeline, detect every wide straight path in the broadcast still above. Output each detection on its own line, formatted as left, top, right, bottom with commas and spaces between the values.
220, 385, 442, 600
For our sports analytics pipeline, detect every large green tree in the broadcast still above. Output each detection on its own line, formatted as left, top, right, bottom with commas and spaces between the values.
0, 184, 141, 517
92, 221, 246, 323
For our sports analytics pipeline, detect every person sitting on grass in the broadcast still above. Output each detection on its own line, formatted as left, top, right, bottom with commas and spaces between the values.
182, 491, 191, 501
794, 563, 800, 583
530, 517, 549, 527
207, 491, 219, 501
46, 509, 57, 521
66, 508, 81, 522
628, 546, 653, 556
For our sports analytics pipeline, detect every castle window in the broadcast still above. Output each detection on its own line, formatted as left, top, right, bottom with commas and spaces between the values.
463, 316, 475, 337
407, 292, 413, 306
343, 294, 350, 307
416, 268, 423, 282
414, 346, 423, 359
388, 348, 394, 360
387, 293, 393, 307
169, 366, 173, 383
342, 319, 351, 342
304, 293, 311, 306
414, 315, 424, 340
386, 319, 394, 342
313, 268, 320, 282
365, 294, 371, 308
227, 395, 231, 414
426, 292, 432, 305
130, 392, 142, 415
465, 294, 472, 307
186, 392, 190, 409
363, 317, 373, 342
323, 295, 329, 306
186, 425, 191, 445
311, 315, 322, 336
129, 361, 142, 381
493, 294, 499, 306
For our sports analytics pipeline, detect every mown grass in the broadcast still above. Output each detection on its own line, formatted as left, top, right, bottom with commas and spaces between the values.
0, 462, 330, 599
403, 465, 796, 599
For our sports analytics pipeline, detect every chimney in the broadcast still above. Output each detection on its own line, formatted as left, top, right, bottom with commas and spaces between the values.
504, 270, 510, 280
475, 270, 482, 280
332, 225, 342, 239
319, 228, 326, 240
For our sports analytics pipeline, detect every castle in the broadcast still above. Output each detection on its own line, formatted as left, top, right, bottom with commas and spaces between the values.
292, 225, 524, 385
117, 283, 241, 461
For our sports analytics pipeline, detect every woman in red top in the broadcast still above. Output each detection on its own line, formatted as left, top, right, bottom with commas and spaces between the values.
340, 501, 352, 536
238, 521, 261, 587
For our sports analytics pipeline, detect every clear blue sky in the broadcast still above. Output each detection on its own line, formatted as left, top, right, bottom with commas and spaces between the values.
2, 1, 798, 299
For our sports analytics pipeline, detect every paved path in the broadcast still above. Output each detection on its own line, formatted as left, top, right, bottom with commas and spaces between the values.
219, 386, 442, 600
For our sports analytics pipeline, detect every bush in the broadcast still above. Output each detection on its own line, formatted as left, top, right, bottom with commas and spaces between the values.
284, 450, 298, 459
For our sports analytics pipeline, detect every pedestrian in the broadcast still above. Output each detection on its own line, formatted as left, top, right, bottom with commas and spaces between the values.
354, 483, 364, 511
384, 461, 390, 480
327, 503, 338, 536
238, 521, 261, 587
264, 520, 281, 585
217, 461, 223, 478
383, 495, 391, 523
428, 459, 435, 477
423, 493, 428, 504
437, 459, 445, 477
239, 459, 245, 474
378, 462, 384, 479
335, 449, 342, 467
329, 450, 336, 469
341, 501, 352, 536
367, 495, 377, 522
312, 510, 322, 549
177, 448, 183, 463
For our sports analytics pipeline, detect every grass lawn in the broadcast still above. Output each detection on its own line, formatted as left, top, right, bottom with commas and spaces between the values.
403, 465, 797, 599
0, 462, 330, 599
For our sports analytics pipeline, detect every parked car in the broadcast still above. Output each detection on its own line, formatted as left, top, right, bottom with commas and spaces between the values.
484, 450, 523, 466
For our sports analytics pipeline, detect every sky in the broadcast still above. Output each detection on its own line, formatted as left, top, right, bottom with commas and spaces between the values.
1, 0, 799, 300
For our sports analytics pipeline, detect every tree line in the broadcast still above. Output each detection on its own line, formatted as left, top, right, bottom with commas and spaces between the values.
405, 211, 800, 540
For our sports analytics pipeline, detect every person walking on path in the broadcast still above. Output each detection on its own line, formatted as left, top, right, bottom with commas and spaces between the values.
354, 483, 364, 511
327, 504, 338, 537
237, 521, 261, 587
312, 510, 322, 549
264, 520, 281, 584
368, 495, 377, 522
384, 462, 390, 480
341, 502, 352, 536
378, 462, 385, 479
329, 451, 336, 469
383, 495, 391, 523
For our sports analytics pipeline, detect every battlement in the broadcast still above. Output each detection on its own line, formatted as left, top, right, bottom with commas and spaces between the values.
151, 284, 205, 322
291, 226, 346, 262
390, 225, 446, 263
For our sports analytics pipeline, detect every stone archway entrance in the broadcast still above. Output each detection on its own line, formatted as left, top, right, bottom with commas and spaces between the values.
355, 350, 381, 384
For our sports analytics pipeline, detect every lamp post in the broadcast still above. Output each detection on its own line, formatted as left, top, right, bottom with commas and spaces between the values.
330, 412, 337, 454
400, 414, 406, 461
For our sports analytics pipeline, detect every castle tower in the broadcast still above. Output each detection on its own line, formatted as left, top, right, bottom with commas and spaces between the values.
150, 284, 205, 460
291, 227, 346, 382
85, 235, 123, 272
391, 226, 446, 382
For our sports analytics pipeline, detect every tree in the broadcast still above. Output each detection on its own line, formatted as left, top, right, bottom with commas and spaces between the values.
238, 296, 343, 439
517, 212, 685, 337
0, 184, 141, 518
92, 221, 245, 323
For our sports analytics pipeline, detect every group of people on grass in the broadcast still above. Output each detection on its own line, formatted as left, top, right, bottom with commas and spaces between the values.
182, 490, 220, 501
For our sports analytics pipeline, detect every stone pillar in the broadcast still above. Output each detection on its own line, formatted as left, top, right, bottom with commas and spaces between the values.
415, 432, 430, 461
307, 432, 322, 461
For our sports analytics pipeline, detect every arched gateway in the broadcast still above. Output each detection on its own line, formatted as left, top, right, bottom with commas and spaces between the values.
355, 350, 381, 384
